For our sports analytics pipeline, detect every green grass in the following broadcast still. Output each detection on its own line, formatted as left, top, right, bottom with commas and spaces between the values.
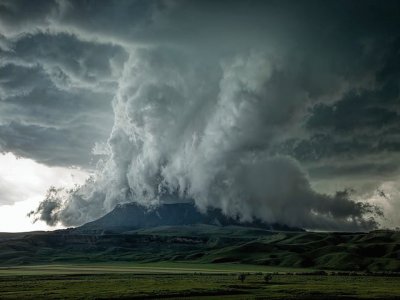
0, 262, 312, 276
0, 268, 399, 299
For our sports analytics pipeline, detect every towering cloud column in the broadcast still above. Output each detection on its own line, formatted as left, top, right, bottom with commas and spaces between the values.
30, 47, 382, 230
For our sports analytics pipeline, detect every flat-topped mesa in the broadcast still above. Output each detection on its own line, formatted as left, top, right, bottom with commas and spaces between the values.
76, 202, 303, 233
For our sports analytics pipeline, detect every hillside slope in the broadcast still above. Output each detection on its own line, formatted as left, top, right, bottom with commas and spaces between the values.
0, 226, 399, 272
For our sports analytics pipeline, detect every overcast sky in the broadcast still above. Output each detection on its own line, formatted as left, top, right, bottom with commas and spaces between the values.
1, 0, 400, 232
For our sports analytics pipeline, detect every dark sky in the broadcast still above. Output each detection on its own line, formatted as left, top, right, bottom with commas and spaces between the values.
1, 0, 400, 231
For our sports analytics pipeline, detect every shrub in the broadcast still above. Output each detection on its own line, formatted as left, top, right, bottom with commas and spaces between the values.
263, 274, 272, 283
237, 273, 246, 283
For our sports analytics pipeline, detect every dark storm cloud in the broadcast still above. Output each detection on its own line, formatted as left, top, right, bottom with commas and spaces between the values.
276, 36, 400, 185
0, 62, 115, 167
0, 63, 113, 127
0, 0, 58, 34
0, 30, 128, 167
308, 162, 400, 181
2, 32, 127, 90
307, 36, 400, 135
1, 0, 399, 229
0, 122, 107, 167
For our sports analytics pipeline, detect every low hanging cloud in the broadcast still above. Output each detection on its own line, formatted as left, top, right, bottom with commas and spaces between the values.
30, 48, 382, 231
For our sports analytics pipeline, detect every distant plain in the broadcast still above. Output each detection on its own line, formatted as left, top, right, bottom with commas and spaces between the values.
1, 263, 400, 299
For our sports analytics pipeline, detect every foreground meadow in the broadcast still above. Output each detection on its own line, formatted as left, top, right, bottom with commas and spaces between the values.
0, 263, 399, 299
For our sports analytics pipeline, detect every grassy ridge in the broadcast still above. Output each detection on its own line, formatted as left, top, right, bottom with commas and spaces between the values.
1, 226, 400, 272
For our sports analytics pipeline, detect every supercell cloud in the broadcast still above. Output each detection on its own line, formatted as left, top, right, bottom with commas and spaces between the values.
1, 0, 399, 230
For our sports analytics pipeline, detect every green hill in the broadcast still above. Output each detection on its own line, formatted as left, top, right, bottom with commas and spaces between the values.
0, 226, 399, 272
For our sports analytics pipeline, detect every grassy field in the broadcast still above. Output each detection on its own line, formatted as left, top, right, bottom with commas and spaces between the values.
1, 229, 400, 298
0, 263, 399, 299
0, 262, 312, 276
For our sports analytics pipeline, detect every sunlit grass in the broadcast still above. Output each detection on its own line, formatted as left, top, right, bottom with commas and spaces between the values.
0, 262, 312, 276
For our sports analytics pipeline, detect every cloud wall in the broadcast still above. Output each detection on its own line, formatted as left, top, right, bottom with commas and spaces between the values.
30, 48, 381, 230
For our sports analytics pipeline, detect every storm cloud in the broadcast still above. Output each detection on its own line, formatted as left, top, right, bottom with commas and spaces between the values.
2, 0, 399, 230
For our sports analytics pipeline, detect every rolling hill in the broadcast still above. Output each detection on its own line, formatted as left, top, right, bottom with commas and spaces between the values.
0, 226, 399, 271
0, 203, 399, 272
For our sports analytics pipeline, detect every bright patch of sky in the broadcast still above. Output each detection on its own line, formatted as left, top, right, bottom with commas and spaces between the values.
0, 152, 88, 232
